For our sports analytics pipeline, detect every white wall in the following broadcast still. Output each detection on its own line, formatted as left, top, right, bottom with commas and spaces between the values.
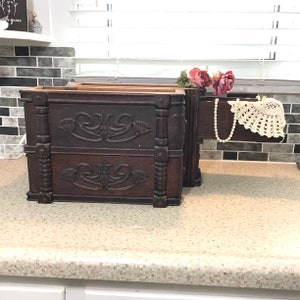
47, 0, 300, 80
49, 0, 73, 46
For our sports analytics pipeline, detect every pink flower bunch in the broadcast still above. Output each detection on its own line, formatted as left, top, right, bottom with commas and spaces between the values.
187, 67, 235, 96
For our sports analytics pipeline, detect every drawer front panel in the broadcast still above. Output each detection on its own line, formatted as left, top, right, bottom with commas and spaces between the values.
26, 152, 183, 202
52, 154, 154, 197
49, 104, 156, 149
24, 102, 185, 150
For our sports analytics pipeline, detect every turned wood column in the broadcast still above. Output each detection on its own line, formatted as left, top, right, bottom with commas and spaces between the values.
183, 88, 206, 187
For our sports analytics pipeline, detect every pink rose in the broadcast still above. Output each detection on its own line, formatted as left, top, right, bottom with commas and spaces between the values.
212, 70, 235, 96
189, 68, 212, 88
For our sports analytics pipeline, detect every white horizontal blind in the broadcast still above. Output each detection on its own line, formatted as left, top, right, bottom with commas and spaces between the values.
69, 0, 300, 78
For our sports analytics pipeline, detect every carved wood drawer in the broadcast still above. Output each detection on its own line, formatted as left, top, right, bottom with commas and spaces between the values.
21, 86, 185, 207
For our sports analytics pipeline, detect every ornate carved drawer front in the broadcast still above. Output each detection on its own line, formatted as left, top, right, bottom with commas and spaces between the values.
21, 86, 185, 207
50, 104, 156, 149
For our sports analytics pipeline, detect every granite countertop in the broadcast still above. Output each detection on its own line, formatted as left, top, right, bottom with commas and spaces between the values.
1, 157, 300, 291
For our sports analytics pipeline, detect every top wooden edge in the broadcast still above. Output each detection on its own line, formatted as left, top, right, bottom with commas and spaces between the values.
22, 84, 185, 95
68, 82, 178, 88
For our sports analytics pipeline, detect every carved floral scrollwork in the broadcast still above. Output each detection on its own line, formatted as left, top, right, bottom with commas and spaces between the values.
59, 112, 151, 142
61, 162, 149, 191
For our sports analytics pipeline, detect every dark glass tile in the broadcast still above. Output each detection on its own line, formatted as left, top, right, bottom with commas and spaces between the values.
0, 127, 18, 135
288, 125, 300, 133
0, 118, 2, 125
15, 47, 29, 56
0, 77, 37, 86
223, 151, 237, 160
292, 104, 300, 113
0, 107, 9, 116
295, 145, 300, 153
227, 93, 257, 98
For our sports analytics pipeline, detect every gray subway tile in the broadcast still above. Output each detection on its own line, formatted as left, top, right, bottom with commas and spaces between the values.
292, 104, 300, 113
283, 104, 291, 113
273, 94, 300, 104
10, 107, 24, 117
285, 114, 300, 124
17, 98, 24, 107
0, 46, 14, 56
0, 135, 6, 143
0, 98, 17, 106
17, 68, 61, 78
200, 150, 223, 160
53, 78, 70, 86
30, 47, 75, 57
2, 117, 18, 126
217, 141, 262, 152
0, 67, 15, 77
5, 144, 24, 154
201, 139, 217, 151
0, 87, 21, 97
18, 117, 25, 127
269, 153, 300, 163
262, 143, 294, 153
19, 127, 26, 135
38, 57, 53, 67
62, 68, 76, 79
287, 134, 300, 143
5, 135, 25, 144
288, 125, 300, 133
53, 58, 76, 68
238, 152, 268, 161
0, 57, 36, 66
38, 78, 53, 86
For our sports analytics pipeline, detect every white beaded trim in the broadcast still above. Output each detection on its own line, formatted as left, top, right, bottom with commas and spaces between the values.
213, 98, 238, 143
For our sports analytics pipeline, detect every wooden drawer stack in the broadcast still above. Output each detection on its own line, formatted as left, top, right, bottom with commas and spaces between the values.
21, 85, 186, 207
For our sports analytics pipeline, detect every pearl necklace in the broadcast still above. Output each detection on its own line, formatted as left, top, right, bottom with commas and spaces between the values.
213, 98, 238, 143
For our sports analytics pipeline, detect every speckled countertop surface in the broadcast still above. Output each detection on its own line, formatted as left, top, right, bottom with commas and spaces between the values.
0, 157, 300, 291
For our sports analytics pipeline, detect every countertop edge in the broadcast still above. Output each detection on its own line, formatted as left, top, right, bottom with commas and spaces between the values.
1, 248, 300, 291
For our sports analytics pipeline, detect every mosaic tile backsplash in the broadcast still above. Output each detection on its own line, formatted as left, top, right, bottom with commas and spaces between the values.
0, 45, 299, 162
200, 94, 300, 163
0, 46, 76, 158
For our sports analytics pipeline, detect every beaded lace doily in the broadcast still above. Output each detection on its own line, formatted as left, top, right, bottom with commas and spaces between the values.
227, 96, 286, 138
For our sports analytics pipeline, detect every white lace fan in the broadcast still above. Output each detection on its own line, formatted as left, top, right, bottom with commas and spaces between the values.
227, 96, 286, 138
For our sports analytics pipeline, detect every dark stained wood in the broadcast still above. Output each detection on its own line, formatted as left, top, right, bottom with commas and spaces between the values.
21, 86, 185, 207
197, 97, 283, 142
183, 95, 283, 187
21, 83, 285, 206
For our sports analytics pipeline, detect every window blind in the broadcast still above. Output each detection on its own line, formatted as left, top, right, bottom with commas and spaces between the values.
69, 0, 300, 78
